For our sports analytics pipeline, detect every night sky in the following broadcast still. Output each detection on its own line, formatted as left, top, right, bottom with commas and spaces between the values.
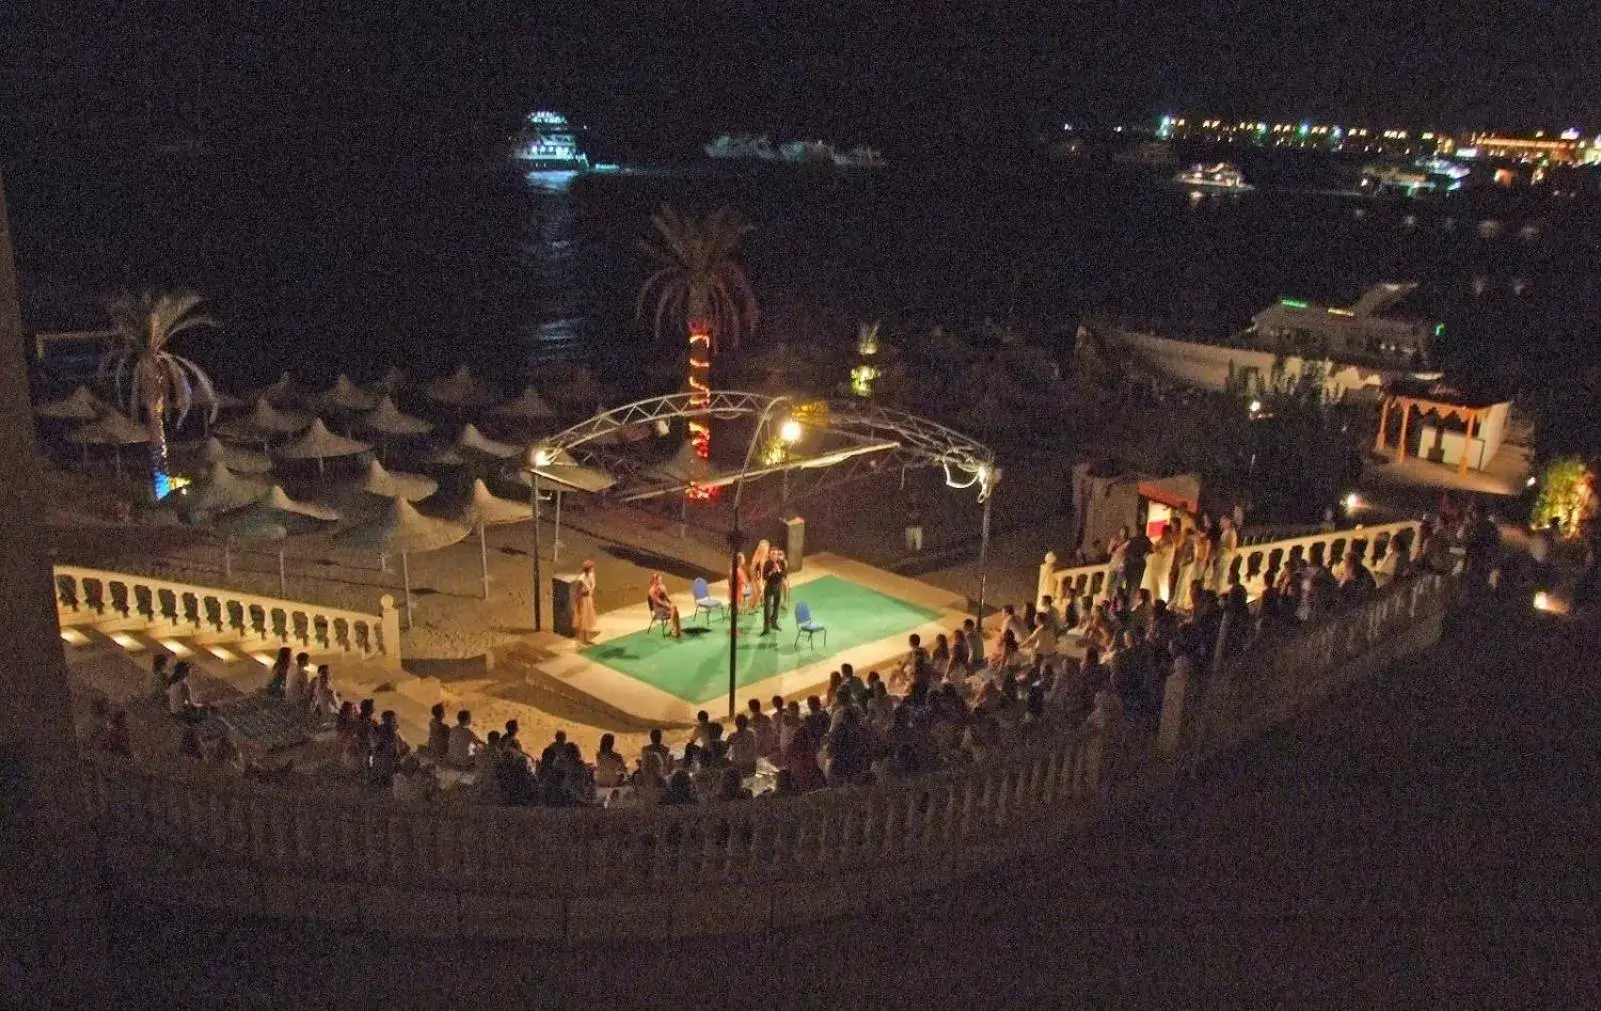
4, 2, 1599, 164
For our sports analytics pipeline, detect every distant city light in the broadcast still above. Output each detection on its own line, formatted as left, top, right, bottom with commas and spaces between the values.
1343, 492, 1362, 513
1526, 476, 1539, 488
1248, 399, 1263, 415
1533, 591, 1557, 613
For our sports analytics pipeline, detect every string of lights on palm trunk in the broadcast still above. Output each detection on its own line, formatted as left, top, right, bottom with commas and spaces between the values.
686, 318, 715, 500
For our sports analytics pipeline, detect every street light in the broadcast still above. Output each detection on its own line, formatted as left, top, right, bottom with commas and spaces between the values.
526, 446, 553, 632
728, 396, 792, 718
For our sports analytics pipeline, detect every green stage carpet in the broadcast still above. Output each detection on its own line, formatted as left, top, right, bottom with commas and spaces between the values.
580, 575, 943, 705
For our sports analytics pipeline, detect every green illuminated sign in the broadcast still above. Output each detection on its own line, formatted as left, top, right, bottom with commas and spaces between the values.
1280, 298, 1309, 309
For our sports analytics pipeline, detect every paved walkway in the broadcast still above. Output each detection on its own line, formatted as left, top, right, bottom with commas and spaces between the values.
97, 603, 1600, 1006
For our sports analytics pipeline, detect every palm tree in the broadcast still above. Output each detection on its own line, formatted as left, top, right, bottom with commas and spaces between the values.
99, 291, 219, 497
635, 205, 759, 354
635, 205, 758, 481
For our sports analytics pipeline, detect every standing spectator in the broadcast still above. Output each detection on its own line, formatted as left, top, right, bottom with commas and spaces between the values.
1123, 525, 1152, 599
284, 652, 311, 708
904, 493, 924, 553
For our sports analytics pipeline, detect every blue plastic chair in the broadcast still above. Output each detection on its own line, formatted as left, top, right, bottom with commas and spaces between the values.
691, 577, 725, 626
793, 601, 826, 649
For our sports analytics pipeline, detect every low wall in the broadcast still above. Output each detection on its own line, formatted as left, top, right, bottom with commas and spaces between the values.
80, 574, 1454, 942
1191, 572, 1451, 760
83, 725, 1105, 940
54, 564, 402, 665
1040, 520, 1421, 607
1108, 329, 1422, 399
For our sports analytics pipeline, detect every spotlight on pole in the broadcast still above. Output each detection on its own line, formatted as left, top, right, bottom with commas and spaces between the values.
779, 418, 803, 444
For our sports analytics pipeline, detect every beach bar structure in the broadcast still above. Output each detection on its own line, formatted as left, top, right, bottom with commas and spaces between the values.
1374, 381, 1511, 476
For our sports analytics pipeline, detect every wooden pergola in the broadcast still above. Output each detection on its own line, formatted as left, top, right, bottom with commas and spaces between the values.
1374, 391, 1489, 476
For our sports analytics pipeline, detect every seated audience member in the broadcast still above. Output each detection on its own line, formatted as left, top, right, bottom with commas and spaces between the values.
265, 647, 292, 698
446, 710, 482, 769
166, 661, 207, 723
641, 727, 673, 772
91, 708, 132, 757
308, 665, 339, 721
726, 713, 759, 777
714, 766, 751, 802
594, 733, 628, 788
425, 703, 451, 760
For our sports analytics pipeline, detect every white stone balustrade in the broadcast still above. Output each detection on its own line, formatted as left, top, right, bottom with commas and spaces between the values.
53, 564, 402, 665
1039, 520, 1423, 607
71, 570, 1454, 942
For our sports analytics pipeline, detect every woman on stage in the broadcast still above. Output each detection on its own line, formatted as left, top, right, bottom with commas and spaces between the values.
647, 572, 683, 639
574, 559, 598, 644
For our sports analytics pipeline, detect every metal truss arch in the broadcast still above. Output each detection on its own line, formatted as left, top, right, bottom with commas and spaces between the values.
533, 390, 996, 502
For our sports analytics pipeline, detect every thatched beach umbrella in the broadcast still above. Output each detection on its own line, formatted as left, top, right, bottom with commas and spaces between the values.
421, 423, 519, 468
193, 435, 272, 474
274, 418, 372, 474
317, 373, 379, 414
367, 366, 407, 397
182, 461, 269, 518
212, 487, 339, 591
425, 364, 500, 411
34, 386, 104, 422
248, 371, 302, 408
357, 459, 438, 502
651, 440, 718, 487
215, 397, 312, 449
360, 395, 434, 458
545, 366, 607, 414
336, 498, 469, 627
66, 409, 150, 478
450, 478, 532, 599
490, 385, 557, 426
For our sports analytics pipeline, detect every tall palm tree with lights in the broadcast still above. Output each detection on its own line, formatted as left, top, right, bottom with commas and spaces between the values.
635, 205, 759, 488
99, 291, 219, 498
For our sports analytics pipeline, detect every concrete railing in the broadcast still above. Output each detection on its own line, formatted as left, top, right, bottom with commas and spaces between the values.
1185, 572, 1453, 759
54, 564, 402, 665
81, 722, 1107, 939
1039, 520, 1422, 607
75, 570, 1453, 942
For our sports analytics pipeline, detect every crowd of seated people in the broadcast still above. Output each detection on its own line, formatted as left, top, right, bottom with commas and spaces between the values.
81, 518, 1457, 809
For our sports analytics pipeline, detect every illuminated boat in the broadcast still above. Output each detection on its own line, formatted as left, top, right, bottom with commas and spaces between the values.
512, 111, 590, 176
1173, 162, 1253, 191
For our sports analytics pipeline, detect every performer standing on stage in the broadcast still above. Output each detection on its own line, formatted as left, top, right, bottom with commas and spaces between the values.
760, 547, 787, 635
573, 559, 598, 645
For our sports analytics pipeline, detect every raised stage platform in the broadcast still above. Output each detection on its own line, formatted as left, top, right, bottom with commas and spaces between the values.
526, 553, 971, 724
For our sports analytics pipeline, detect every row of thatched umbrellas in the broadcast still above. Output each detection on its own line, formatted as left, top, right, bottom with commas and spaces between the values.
34, 366, 615, 626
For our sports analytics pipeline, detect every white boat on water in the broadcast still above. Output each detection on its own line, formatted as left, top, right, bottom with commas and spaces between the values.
1174, 162, 1253, 191
513, 111, 590, 179
705, 134, 885, 169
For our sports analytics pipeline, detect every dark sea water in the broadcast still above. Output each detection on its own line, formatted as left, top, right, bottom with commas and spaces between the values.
8, 132, 1593, 397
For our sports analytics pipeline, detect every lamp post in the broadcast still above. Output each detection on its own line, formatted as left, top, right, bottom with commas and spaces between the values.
729, 395, 793, 719
526, 446, 551, 632
973, 464, 999, 663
